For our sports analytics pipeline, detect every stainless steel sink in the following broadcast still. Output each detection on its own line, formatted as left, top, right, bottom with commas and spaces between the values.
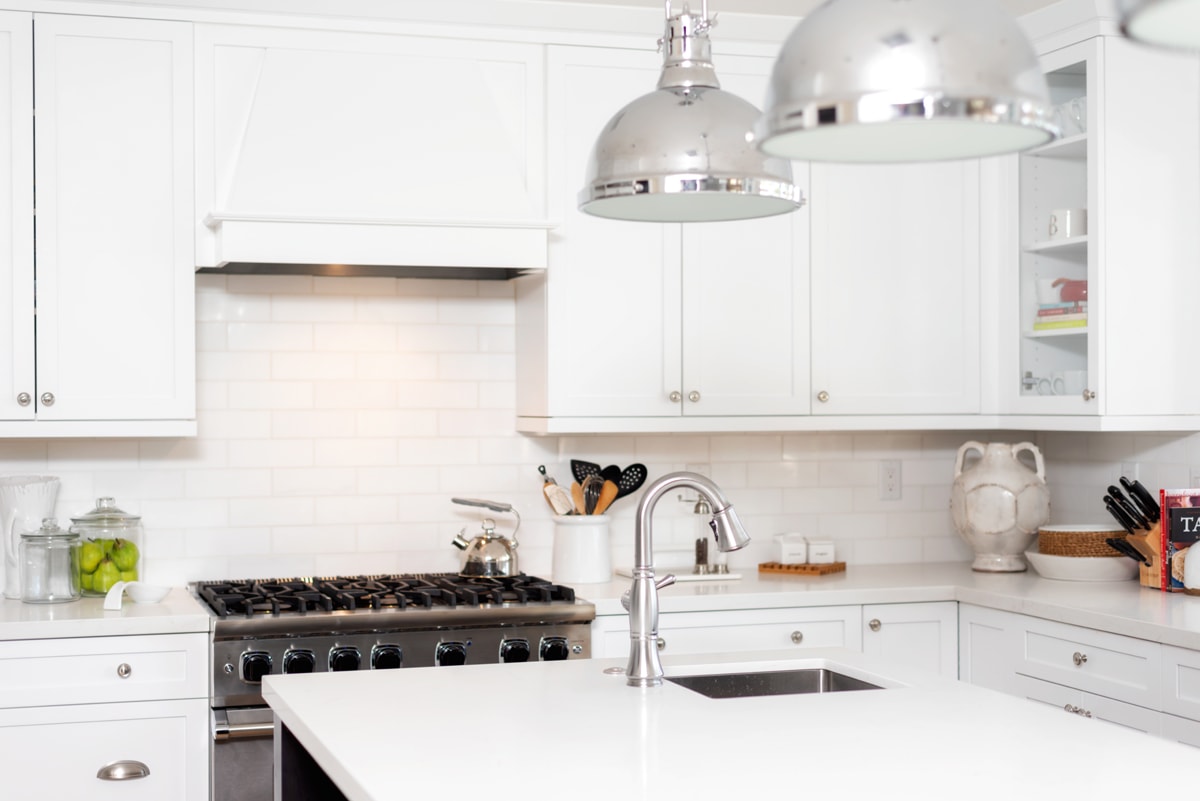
665, 668, 883, 699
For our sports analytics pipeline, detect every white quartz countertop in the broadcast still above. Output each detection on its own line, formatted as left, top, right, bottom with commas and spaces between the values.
0, 587, 210, 639
264, 647, 1200, 801
577, 562, 1200, 650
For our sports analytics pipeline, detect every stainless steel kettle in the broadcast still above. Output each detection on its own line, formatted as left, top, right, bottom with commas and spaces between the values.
450, 498, 520, 577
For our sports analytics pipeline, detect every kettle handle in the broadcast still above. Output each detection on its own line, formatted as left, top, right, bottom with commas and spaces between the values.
1011, 442, 1045, 481
954, 441, 986, 478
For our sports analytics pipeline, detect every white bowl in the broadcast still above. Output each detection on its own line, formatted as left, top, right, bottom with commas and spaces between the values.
1024, 550, 1139, 582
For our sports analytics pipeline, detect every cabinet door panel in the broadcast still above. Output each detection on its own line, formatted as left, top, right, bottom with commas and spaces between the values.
810, 161, 981, 414
542, 45, 681, 417
862, 601, 958, 677
1014, 674, 1162, 735
33, 15, 194, 421
0, 12, 32, 421
0, 699, 208, 800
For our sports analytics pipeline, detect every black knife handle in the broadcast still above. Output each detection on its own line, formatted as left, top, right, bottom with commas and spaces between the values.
1123, 478, 1161, 523
1106, 537, 1150, 565
1104, 499, 1138, 537
1105, 489, 1150, 531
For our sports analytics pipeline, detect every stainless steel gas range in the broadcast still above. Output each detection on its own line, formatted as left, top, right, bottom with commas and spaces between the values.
191, 573, 595, 801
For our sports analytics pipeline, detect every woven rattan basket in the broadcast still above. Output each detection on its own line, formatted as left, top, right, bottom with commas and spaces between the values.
1037, 525, 1127, 557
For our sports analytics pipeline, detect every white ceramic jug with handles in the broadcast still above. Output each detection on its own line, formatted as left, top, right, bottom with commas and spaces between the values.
0, 476, 60, 599
950, 442, 1050, 572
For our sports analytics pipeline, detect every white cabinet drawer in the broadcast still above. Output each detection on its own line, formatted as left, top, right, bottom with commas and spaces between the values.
0, 634, 207, 708
1014, 674, 1162, 735
0, 698, 208, 799
1014, 617, 1161, 708
594, 606, 863, 659
1161, 713, 1200, 748
1162, 644, 1200, 722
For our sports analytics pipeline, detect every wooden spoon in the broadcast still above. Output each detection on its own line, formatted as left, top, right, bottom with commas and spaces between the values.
593, 480, 619, 515
570, 481, 586, 515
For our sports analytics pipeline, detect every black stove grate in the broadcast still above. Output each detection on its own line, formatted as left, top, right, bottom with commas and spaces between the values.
194, 573, 576, 618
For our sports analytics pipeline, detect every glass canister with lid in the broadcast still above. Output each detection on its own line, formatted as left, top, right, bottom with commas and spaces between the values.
20, 518, 81, 603
69, 497, 143, 596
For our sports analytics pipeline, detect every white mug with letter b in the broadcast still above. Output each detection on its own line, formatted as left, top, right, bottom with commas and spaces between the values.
1049, 208, 1087, 240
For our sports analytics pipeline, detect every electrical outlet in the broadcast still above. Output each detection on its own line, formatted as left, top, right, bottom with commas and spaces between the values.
1121, 461, 1139, 480
879, 460, 901, 501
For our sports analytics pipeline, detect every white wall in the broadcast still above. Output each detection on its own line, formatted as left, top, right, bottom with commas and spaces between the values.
1, 275, 1193, 587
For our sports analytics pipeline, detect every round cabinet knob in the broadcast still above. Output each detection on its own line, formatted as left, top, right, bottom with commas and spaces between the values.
790, 631, 803, 645
1082, 389, 1096, 401
868, 619, 882, 632
96, 760, 151, 781
39, 391, 55, 407
116, 662, 132, 679
16, 392, 30, 407
669, 391, 682, 403
687, 391, 700, 403
1072, 651, 1088, 666
817, 390, 830, 403
656, 637, 666, 651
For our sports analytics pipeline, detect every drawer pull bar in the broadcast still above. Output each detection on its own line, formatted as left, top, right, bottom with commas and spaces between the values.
97, 760, 150, 781
1063, 704, 1092, 718
1071, 652, 1088, 667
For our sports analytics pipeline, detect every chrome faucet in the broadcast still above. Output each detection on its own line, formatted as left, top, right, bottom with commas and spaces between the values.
623, 472, 750, 687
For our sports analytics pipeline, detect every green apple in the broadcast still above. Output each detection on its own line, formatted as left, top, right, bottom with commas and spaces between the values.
79, 540, 103, 573
94, 558, 121, 593
111, 538, 139, 571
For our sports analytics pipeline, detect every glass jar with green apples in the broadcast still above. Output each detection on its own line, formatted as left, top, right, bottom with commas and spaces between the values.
69, 497, 143, 596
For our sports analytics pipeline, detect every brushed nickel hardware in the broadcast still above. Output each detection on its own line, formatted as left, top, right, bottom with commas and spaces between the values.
669, 391, 682, 403
656, 637, 666, 651
790, 630, 803, 644
868, 619, 882, 632
96, 760, 150, 781
1082, 389, 1096, 401
688, 391, 700, 403
1072, 651, 1088, 666
16, 392, 30, 406
39, 391, 54, 406
817, 390, 829, 402
117, 662, 132, 679
1063, 704, 1092, 718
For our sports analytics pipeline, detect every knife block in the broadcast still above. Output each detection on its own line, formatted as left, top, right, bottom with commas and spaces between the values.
1128, 533, 1161, 589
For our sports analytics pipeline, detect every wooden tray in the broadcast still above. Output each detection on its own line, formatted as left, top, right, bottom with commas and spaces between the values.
758, 561, 846, 576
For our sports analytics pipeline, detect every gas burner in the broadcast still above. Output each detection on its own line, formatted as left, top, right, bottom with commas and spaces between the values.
193, 573, 577, 619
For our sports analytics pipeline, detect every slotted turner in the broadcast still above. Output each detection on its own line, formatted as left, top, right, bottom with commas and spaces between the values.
616, 464, 647, 499
570, 459, 602, 485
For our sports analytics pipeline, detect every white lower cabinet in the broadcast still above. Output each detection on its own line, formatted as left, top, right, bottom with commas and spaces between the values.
959, 604, 1200, 747
862, 602, 958, 678
592, 601, 958, 677
0, 632, 209, 799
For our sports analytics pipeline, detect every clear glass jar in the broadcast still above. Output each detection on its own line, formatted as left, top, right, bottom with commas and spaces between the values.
69, 497, 143, 596
20, 518, 81, 604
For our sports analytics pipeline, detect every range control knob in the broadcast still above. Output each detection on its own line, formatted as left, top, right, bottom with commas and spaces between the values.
499, 639, 531, 663
540, 636, 570, 662
240, 651, 273, 684
328, 646, 361, 672
283, 650, 316, 674
436, 641, 468, 667
371, 644, 403, 670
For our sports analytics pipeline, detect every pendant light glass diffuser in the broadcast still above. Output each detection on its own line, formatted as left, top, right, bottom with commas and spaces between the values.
579, 2, 803, 222
1121, 0, 1200, 50
755, 0, 1059, 163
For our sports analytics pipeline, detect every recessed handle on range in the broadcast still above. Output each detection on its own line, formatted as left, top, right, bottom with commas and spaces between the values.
96, 760, 150, 781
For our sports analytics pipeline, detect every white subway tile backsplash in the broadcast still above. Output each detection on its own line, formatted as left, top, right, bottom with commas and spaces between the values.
9, 277, 1194, 587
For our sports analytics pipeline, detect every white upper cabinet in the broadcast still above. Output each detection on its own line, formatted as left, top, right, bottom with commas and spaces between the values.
516, 44, 810, 430
1001, 14, 1200, 429
0, 14, 195, 435
810, 161, 982, 416
193, 24, 550, 272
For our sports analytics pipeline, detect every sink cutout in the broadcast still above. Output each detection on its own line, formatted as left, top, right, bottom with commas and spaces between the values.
666, 668, 883, 699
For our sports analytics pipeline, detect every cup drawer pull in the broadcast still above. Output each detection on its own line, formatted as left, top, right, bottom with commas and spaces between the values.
97, 760, 150, 781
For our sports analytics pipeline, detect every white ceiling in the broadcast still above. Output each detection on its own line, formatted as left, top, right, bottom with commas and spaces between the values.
551, 0, 1058, 17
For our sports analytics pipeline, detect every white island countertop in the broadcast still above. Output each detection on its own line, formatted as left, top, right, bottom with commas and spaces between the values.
0, 587, 210, 639
578, 562, 1200, 650
264, 647, 1200, 801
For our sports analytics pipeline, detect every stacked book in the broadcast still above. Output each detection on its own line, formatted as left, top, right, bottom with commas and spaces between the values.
1033, 300, 1087, 331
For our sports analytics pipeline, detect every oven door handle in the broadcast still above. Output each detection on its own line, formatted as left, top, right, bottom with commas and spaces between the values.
212, 708, 276, 741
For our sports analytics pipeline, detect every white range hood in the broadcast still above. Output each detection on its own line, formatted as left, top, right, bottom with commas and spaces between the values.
193, 24, 553, 279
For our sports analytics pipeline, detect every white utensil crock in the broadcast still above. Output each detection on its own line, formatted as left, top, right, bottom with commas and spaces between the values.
552, 515, 612, 584
1, 475, 61, 599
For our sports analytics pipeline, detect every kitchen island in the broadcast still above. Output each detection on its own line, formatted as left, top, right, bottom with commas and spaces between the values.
264, 646, 1199, 801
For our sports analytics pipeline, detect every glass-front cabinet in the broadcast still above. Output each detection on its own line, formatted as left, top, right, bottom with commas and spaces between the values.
1014, 39, 1096, 415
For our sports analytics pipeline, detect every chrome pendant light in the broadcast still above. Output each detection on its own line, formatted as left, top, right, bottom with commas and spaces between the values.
1121, 0, 1200, 50
755, 0, 1058, 163
578, 1, 803, 223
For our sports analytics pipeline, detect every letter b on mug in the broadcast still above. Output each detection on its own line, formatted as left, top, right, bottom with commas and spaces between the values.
1049, 208, 1087, 240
